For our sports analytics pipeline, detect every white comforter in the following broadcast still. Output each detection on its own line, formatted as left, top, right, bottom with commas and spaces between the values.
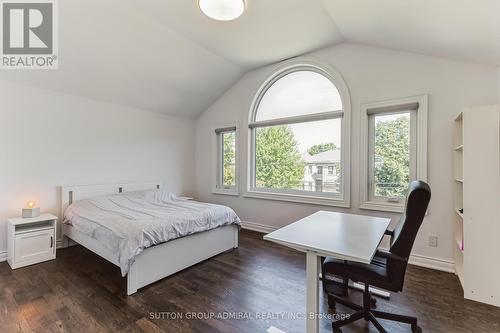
63, 190, 240, 276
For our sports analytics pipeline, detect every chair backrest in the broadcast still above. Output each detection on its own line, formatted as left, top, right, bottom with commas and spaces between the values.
390, 180, 431, 257
388, 180, 431, 289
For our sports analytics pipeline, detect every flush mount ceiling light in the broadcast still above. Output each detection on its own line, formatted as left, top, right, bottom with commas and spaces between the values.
198, 0, 245, 21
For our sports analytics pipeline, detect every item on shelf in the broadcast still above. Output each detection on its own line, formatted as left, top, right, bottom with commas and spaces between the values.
22, 201, 40, 218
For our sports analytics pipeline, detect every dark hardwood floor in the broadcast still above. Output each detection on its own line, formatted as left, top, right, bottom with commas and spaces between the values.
1, 230, 500, 333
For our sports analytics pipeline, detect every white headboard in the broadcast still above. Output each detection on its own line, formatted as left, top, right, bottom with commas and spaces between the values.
60, 181, 162, 216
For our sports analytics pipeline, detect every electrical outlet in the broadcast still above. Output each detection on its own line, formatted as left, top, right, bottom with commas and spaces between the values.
428, 235, 438, 247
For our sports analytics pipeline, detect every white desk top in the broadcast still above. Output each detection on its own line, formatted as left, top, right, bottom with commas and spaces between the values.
264, 211, 391, 264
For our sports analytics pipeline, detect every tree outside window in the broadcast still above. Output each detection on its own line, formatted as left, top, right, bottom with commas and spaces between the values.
222, 131, 236, 187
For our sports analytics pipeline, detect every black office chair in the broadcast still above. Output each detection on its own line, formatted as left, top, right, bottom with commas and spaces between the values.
322, 180, 431, 333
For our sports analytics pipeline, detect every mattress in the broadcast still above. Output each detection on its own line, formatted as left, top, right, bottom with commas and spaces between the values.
63, 189, 240, 276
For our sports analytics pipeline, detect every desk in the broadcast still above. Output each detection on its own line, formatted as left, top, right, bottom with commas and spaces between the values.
264, 211, 390, 333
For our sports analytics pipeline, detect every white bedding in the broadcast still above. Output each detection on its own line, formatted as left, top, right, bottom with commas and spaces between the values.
63, 190, 240, 276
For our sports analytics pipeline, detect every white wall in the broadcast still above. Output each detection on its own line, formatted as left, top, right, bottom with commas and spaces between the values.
498, 67, 500, 102
195, 43, 499, 266
0, 80, 195, 254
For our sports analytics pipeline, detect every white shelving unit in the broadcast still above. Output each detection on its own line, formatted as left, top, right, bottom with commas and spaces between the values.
453, 105, 500, 307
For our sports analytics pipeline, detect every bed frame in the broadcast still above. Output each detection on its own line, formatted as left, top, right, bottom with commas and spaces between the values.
60, 182, 239, 295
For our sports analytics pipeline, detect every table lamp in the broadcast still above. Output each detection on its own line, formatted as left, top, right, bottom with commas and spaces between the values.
22, 201, 40, 218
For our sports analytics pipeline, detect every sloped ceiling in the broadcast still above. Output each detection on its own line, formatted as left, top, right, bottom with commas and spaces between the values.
323, 0, 500, 67
1, 0, 499, 118
125, 0, 343, 69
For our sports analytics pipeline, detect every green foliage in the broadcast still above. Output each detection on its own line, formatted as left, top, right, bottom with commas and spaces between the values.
255, 126, 305, 189
374, 115, 410, 197
307, 142, 337, 155
223, 132, 236, 186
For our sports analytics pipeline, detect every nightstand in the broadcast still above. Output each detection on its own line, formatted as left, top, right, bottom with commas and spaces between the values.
7, 213, 57, 269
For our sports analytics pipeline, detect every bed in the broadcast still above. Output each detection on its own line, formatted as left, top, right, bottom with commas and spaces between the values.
60, 182, 240, 295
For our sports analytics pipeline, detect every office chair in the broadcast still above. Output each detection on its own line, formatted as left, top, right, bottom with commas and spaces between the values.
322, 180, 431, 333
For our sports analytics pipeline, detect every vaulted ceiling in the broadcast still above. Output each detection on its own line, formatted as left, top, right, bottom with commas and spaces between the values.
2, 0, 499, 118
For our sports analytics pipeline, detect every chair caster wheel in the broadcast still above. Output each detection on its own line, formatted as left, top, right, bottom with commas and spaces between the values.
370, 297, 377, 307
328, 299, 336, 309
411, 324, 422, 333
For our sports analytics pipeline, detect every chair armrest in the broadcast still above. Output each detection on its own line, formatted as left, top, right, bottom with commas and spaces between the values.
375, 250, 407, 262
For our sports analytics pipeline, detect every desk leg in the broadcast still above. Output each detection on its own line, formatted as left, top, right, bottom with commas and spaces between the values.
306, 251, 320, 333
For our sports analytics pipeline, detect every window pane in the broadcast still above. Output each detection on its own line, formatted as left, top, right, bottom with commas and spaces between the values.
222, 131, 236, 187
255, 118, 342, 194
256, 71, 343, 121
373, 113, 410, 198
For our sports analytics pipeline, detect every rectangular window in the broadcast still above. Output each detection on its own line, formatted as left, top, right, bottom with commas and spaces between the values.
360, 95, 427, 212
328, 166, 334, 175
368, 111, 416, 202
253, 118, 342, 196
214, 126, 238, 195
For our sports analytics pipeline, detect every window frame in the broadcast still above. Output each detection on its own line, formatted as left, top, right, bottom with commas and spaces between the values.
212, 124, 239, 196
245, 62, 351, 207
359, 94, 428, 213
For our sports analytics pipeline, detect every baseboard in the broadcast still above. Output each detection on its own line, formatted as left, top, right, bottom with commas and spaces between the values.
1, 226, 456, 274
377, 246, 455, 273
407, 253, 455, 273
241, 221, 278, 234
241, 221, 455, 274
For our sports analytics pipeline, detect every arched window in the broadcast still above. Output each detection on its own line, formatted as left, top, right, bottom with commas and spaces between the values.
248, 63, 351, 206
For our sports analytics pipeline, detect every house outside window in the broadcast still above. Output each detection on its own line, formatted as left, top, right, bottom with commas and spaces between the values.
300, 150, 341, 193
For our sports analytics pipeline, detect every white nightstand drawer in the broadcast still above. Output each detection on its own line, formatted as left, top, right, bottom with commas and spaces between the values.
14, 228, 55, 266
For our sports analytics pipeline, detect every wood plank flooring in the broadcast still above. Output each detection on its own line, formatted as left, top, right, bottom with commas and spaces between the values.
1, 230, 500, 332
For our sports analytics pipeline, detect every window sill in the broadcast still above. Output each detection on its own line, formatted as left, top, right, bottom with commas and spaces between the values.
359, 201, 404, 213
243, 190, 350, 208
212, 189, 239, 196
